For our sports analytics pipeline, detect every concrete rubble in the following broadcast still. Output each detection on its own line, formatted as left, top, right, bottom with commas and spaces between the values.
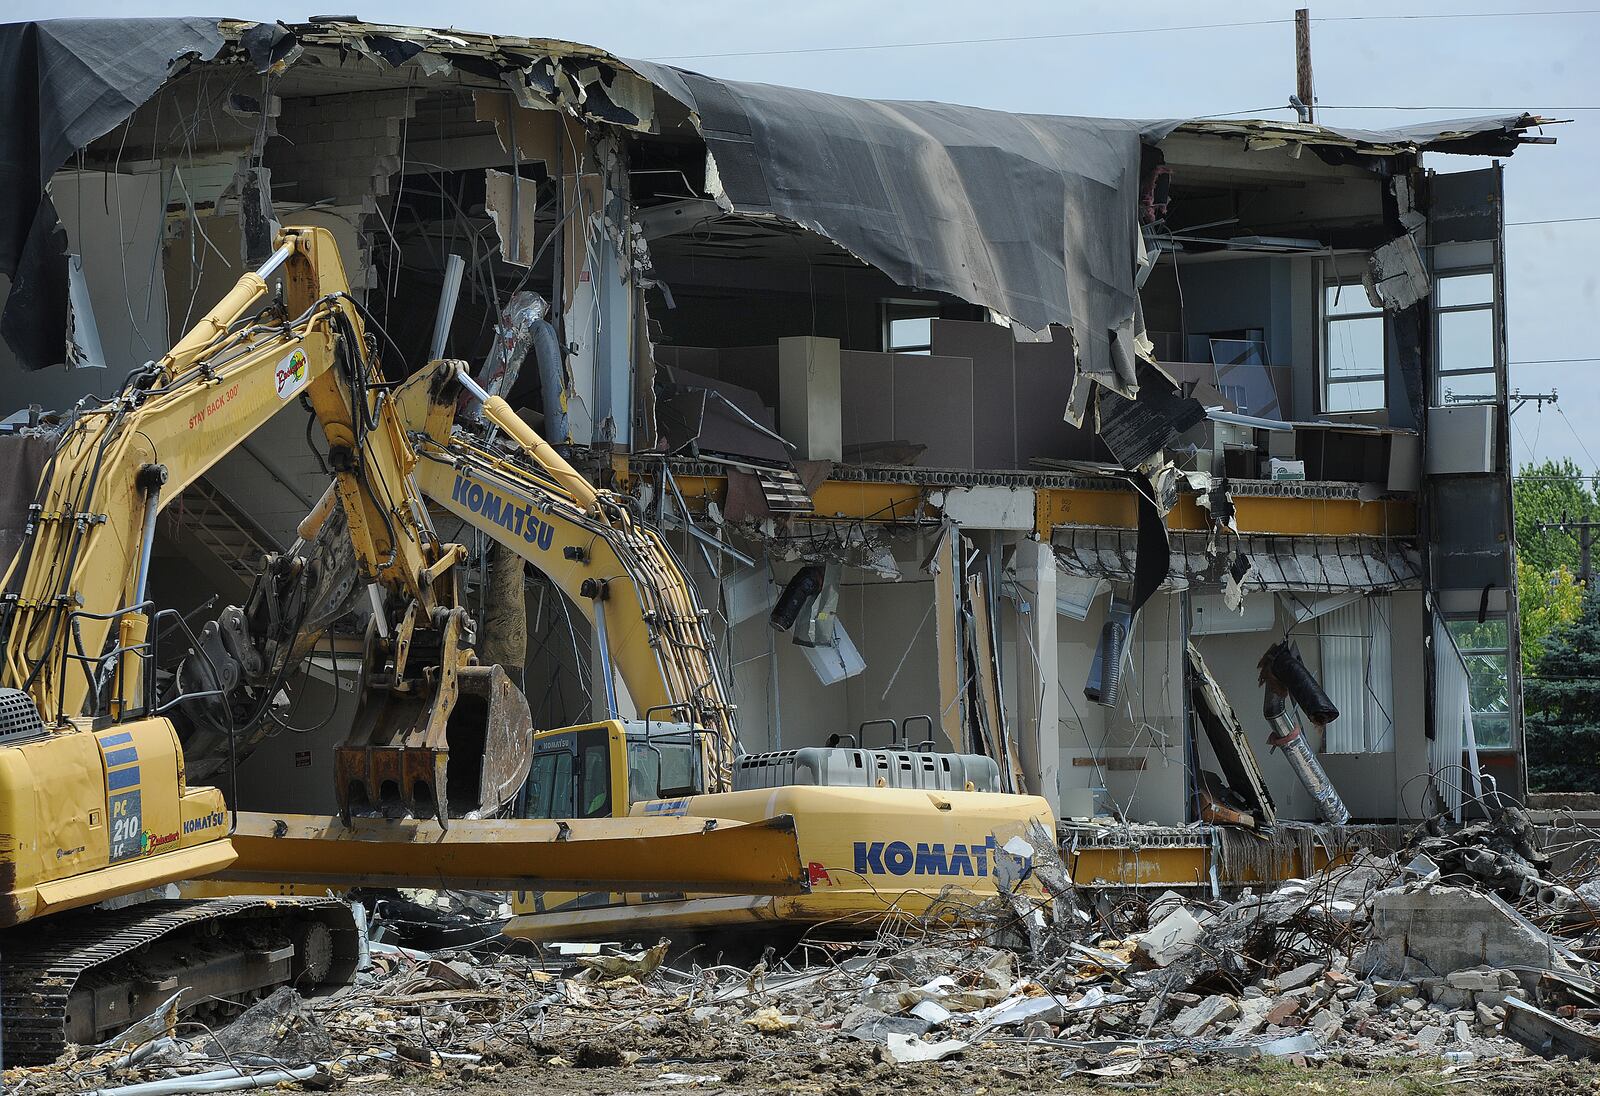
5, 810, 1598, 1094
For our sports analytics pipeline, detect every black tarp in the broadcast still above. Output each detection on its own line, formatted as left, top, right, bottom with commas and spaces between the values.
631, 61, 1171, 394
0, 18, 222, 370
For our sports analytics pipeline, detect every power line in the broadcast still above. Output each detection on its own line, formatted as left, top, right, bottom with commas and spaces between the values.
1511, 357, 1600, 365
1507, 216, 1600, 226
1557, 405, 1600, 473
646, 10, 1600, 62
1315, 103, 1600, 110
646, 19, 1293, 60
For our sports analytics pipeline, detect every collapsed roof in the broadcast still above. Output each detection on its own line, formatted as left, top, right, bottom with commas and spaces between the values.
0, 16, 1557, 398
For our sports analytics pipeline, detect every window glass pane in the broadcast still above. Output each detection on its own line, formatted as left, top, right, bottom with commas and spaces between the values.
525, 751, 573, 819
888, 316, 931, 351
580, 743, 611, 818
1326, 379, 1385, 413
1448, 617, 1508, 651
1474, 712, 1512, 749
626, 742, 661, 802
1324, 283, 1375, 316
1326, 315, 1384, 380
1438, 307, 1494, 374
1440, 371, 1497, 402
1437, 272, 1494, 307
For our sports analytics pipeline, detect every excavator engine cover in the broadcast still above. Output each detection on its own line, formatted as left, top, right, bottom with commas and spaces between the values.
336, 663, 533, 825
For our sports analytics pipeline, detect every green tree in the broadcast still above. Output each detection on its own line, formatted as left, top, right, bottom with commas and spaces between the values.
1524, 585, 1600, 793
1513, 457, 1598, 575
1516, 553, 1584, 675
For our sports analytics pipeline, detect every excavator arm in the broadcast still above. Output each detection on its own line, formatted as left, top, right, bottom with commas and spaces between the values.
392, 361, 741, 792
0, 227, 529, 825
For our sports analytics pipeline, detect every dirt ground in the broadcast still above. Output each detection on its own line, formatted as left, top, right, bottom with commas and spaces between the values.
355, 1041, 1600, 1096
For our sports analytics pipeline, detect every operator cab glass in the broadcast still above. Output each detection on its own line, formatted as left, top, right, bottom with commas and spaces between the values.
518, 720, 706, 819
626, 735, 699, 800
521, 726, 613, 819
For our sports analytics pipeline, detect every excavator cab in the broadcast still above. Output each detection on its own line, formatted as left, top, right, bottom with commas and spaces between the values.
518, 719, 708, 821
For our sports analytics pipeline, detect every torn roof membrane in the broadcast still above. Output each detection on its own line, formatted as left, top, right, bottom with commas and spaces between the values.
0, 16, 1558, 379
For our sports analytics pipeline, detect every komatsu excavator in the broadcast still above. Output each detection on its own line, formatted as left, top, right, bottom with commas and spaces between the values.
389, 356, 1058, 945
0, 227, 806, 1063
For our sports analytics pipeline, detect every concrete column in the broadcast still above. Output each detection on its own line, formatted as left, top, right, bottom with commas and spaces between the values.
1014, 535, 1061, 815
777, 336, 841, 460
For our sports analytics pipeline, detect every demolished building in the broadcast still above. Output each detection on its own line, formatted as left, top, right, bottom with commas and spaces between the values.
0, 17, 1554, 891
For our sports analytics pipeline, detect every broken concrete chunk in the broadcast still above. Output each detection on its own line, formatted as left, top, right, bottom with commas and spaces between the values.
1502, 997, 1600, 1061
1135, 906, 1203, 967
1364, 233, 1430, 311
1445, 968, 1518, 993
1416, 1024, 1448, 1050
1232, 996, 1275, 1036
1368, 885, 1572, 981
1173, 995, 1240, 1038
1275, 961, 1325, 991
1265, 999, 1301, 1027
1310, 1010, 1342, 1039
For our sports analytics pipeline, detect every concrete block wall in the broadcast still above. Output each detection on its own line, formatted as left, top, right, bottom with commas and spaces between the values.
270, 90, 417, 209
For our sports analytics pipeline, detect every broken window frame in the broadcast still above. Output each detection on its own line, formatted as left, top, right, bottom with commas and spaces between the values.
1444, 613, 1513, 750
882, 300, 939, 355
1432, 268, 1500, 406
1320, 278, 1388, 414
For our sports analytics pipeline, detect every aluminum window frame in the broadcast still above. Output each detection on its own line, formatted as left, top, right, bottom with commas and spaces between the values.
1320, 278, 1388, 414
1433, 267, 1500, 405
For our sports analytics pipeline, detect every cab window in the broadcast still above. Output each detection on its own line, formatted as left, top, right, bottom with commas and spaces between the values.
627, 740, 699, 801
525, 750, 573, 819
579, 737, 612, 818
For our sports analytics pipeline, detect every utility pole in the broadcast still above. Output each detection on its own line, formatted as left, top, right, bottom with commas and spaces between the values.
1540, 516, 1600, 589
1293, 9, 1316, 123
1446, 387, 1559, 415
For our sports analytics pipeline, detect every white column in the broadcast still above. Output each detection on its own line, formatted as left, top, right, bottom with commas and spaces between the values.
1014, 535, 1060, 814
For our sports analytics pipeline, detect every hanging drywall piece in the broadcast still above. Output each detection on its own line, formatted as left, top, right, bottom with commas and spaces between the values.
1056, 573, 1108, 621
485, 170, 540, 267
799, 620, 865, 685
1186, 643, 1277, 827
64, 254, 105, 369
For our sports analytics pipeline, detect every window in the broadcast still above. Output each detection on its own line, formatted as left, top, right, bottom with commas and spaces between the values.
524, 749, 573, 819
1446, 616, 1512, 748
1435, 271, 1498, 404
1322, 282, 1386, 413
579, 735, 613, 817
627, 738, 700, 801
883, 302, 938, 354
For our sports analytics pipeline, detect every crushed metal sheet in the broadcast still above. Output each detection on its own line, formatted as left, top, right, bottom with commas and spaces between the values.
1054, 529, 1420, 593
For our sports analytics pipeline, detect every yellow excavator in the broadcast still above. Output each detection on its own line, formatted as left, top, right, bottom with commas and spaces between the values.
0, 227, 805, 1063
391, 356, 1059, 944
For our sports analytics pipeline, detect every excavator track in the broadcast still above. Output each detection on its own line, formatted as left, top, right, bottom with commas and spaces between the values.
1, 897, 360, 1066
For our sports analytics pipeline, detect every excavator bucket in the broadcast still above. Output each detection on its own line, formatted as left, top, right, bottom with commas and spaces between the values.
335, 663, 534, 826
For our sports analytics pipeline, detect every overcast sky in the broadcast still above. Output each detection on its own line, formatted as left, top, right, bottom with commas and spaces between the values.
17, 1, 1600, 474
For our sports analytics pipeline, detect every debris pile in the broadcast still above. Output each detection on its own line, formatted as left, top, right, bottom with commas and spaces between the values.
6, 812, 1599, 1093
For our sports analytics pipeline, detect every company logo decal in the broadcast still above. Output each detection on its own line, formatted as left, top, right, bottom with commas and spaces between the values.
275, 346, 310, 399
852, 835, 1031, 879
183, 810, 226, 835
451, 473, 555, 551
